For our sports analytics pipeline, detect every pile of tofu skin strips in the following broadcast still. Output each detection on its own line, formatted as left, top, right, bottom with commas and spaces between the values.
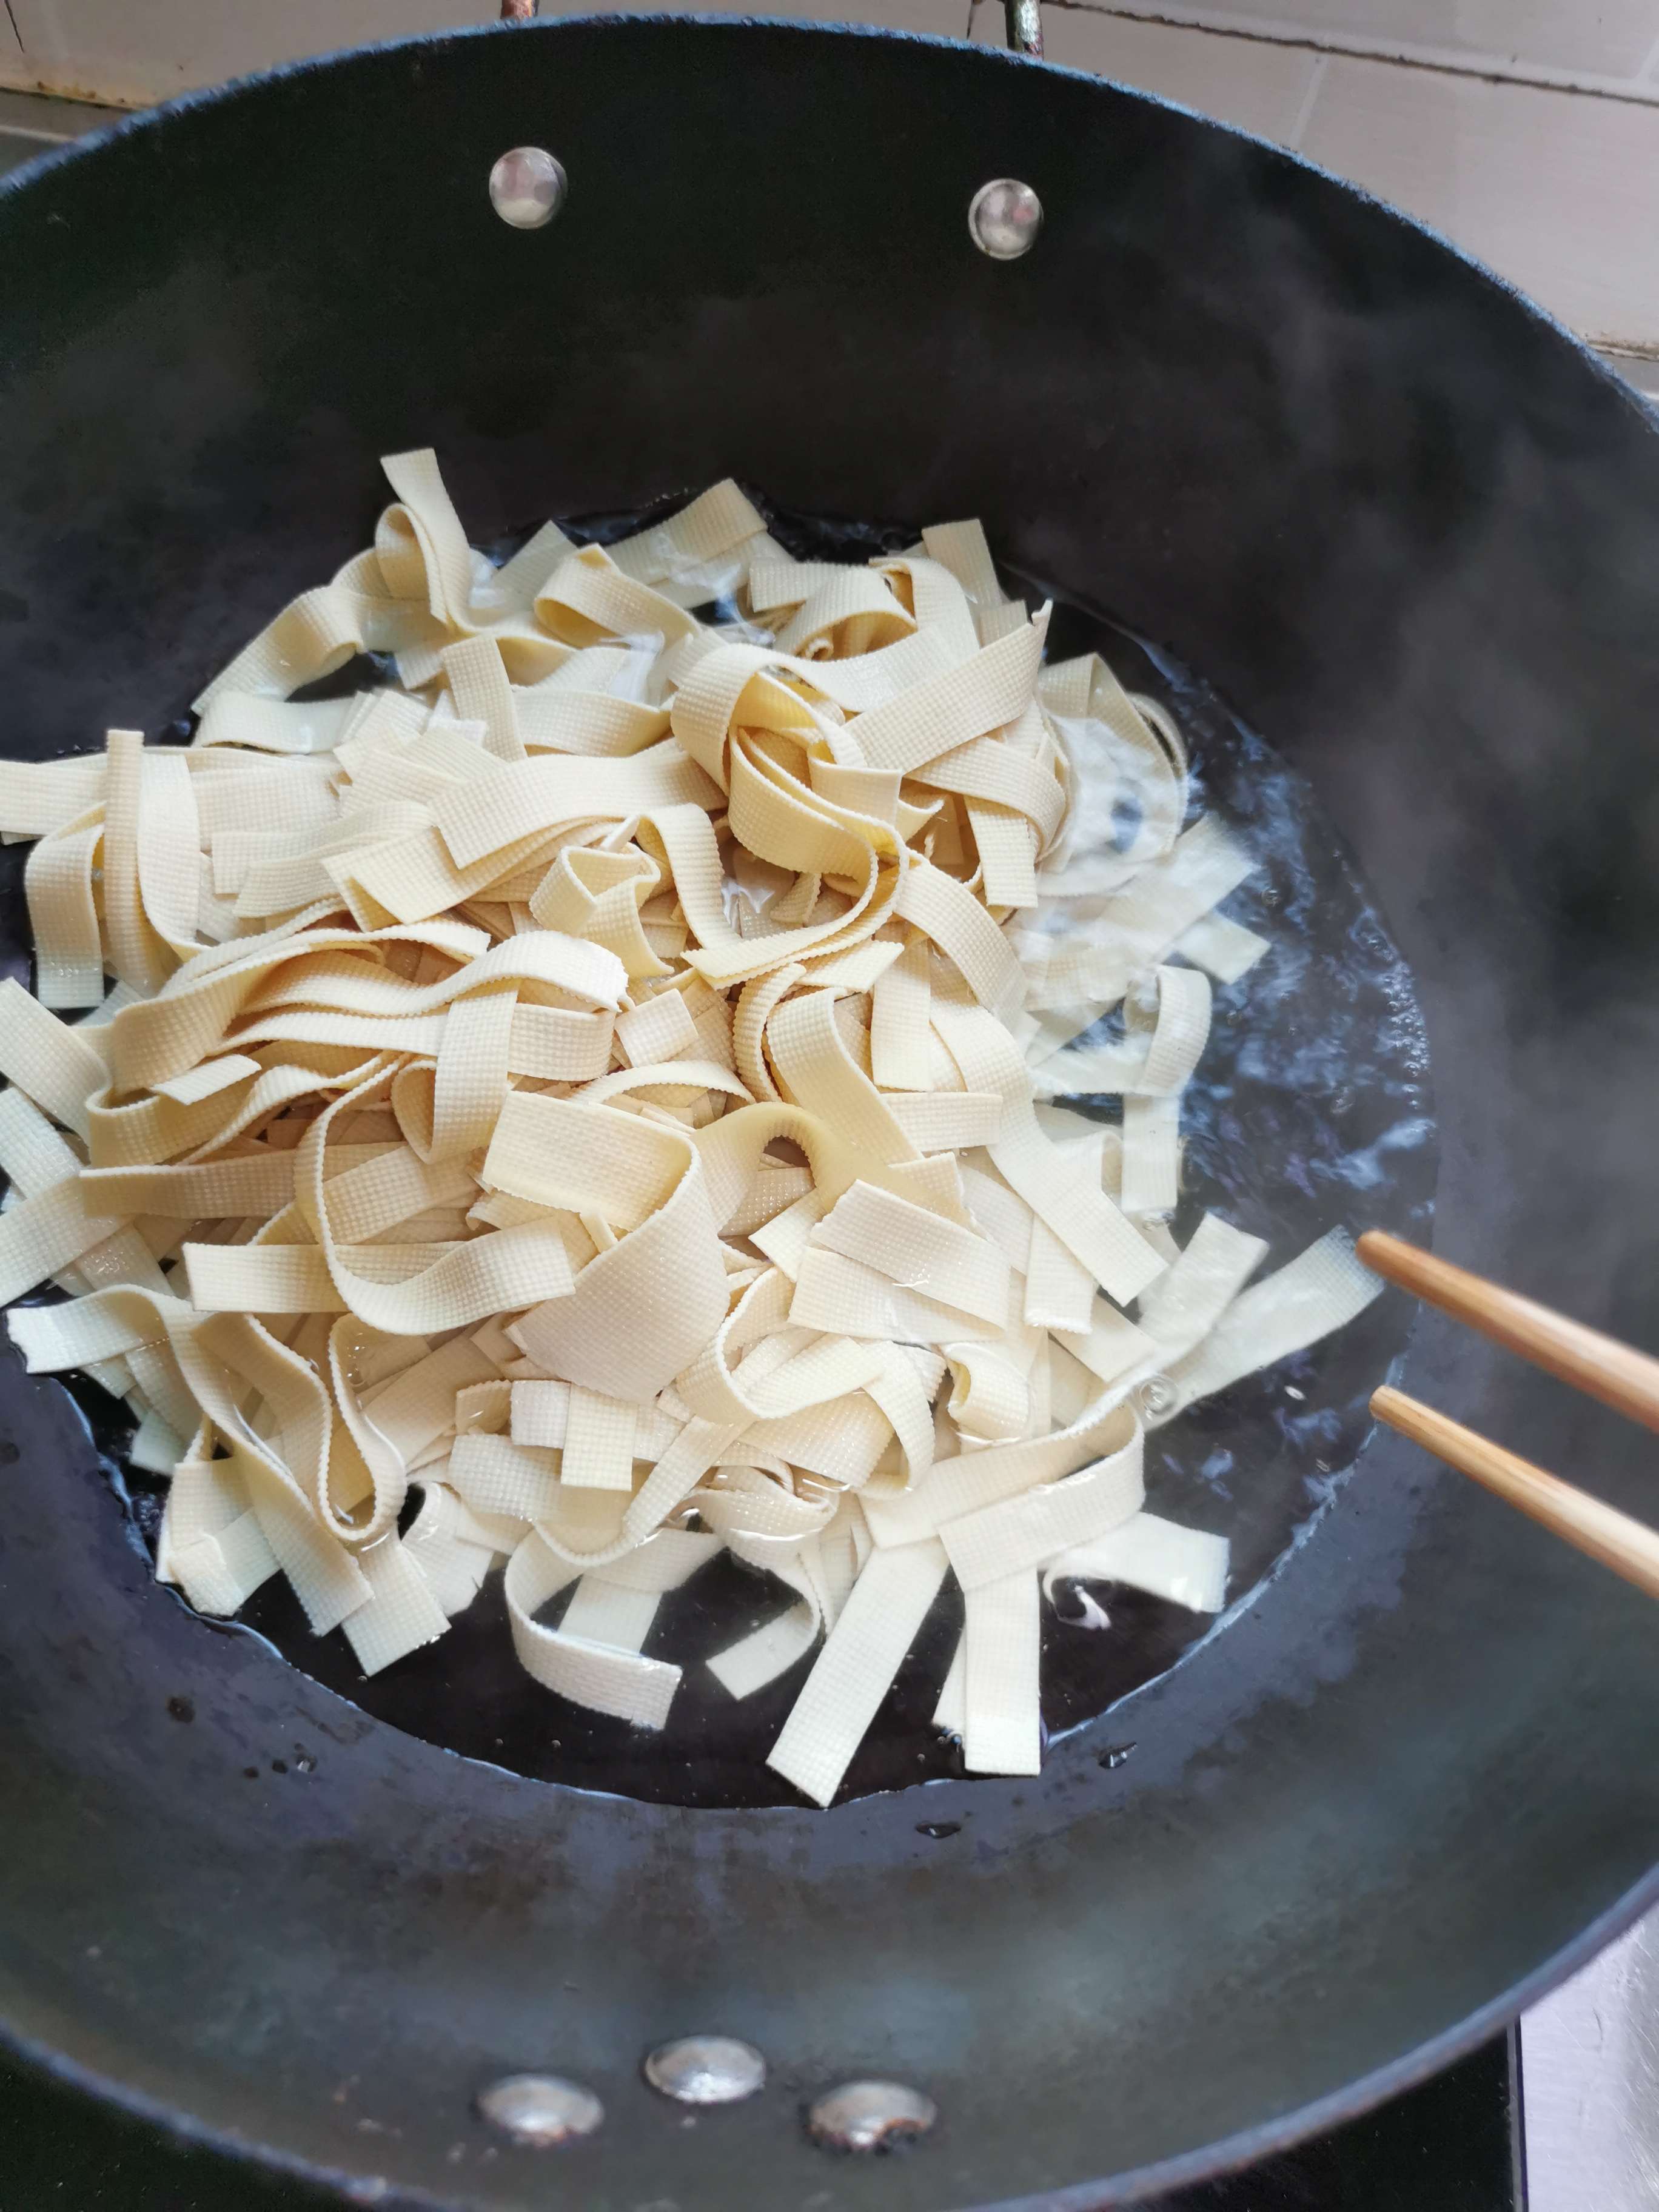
0, 454, 1381, 1803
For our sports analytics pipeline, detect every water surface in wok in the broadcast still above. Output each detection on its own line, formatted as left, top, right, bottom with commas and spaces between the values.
82, 493, 1436, 1809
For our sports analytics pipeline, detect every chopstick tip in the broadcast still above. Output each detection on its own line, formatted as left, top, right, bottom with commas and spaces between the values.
1370, 1382, 1408, 1424
1356, 1228, 1404, 1269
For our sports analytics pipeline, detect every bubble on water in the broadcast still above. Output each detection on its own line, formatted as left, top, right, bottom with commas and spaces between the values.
1134, 1375, 1178, 1420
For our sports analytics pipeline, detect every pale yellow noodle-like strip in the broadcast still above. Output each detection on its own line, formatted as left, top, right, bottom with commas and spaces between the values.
0, 461, 1386, 1795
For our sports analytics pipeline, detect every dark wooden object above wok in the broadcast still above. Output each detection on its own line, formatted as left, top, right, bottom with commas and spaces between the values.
1, 16, 1657, 2209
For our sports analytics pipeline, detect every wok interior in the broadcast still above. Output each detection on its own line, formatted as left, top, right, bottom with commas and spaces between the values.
76, 494, 1435, 1810
2, 21, 1658, 2208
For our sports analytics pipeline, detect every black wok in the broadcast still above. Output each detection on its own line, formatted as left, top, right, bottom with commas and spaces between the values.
2, 16, 1658, 2207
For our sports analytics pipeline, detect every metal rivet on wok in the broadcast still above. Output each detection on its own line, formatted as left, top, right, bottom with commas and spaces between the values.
643, 2034, 768, 2106
806, 2079, 937, 2153
488, 146, 567, 230
968, 177, 1043, 260
476, 2073, 603, 2145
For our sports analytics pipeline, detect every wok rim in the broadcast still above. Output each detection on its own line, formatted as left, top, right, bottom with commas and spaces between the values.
1, 4, 1646, 438
0, 13, 1651, 2208
4, 1860, 1637, 2208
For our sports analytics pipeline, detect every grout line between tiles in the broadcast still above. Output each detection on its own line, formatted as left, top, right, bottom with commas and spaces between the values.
1285, 49, 1327, 150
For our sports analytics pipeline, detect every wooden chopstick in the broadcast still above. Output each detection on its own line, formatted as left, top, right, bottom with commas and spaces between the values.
1357, 1230, 1659, 1435
1371, 1386, 1659, 1603
1359, 1232, 1659, 1599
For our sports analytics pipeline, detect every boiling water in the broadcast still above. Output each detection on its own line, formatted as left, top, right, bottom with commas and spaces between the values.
82, 494, 1436, 1809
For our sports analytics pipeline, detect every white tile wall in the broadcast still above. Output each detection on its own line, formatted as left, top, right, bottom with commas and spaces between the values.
1299, 53, 1659, 341
527, 0, 966, 29
972, 4, 1322, 140
0, 0, 969, 107
2, 0, 491, 105
1080, 0, 1659, 87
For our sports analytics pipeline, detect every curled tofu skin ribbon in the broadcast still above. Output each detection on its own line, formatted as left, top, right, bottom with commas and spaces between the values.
0, 453, 1384, 1799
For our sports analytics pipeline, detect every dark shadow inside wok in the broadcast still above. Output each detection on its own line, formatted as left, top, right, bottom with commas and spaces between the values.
1, 19, 1657, 2212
